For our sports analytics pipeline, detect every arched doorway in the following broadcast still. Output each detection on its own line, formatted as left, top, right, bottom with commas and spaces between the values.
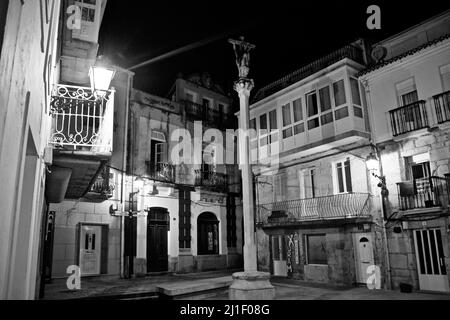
147, 207, 169, 272
197, 212, 219, 255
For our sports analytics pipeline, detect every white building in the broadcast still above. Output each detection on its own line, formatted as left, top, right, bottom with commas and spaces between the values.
0, 0, 62, 299
359, 10, 450, 292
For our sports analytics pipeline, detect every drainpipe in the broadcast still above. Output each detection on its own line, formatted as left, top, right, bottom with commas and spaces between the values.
361, 78, 392, 290
120, 71, 133, 278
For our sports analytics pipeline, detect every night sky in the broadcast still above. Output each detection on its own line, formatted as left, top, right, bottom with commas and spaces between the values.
99, 1, 450, 107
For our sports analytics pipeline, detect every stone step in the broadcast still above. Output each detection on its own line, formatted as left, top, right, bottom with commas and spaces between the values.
156, 276, 232, 300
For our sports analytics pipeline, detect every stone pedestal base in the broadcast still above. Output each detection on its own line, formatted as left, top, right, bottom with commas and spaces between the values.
229, 271, 275, 300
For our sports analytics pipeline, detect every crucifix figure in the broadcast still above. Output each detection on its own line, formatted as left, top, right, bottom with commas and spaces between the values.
229, 36, 256, 79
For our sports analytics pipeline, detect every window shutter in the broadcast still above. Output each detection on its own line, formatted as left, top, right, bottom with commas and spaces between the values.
344, 158, 352, 192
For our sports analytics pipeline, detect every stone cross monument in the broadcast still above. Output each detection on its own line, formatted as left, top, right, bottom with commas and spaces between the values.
228, 36, 275, 300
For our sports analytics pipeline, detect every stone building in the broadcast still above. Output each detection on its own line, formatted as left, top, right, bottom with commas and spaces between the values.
125, 72, 243, 275
359, 10, 450, 292
247, 39, 389, 287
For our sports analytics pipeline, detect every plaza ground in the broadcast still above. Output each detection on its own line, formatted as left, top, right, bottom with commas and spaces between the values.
42, 270, 450, 300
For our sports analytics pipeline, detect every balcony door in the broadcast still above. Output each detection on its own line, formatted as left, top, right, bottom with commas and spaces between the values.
413, 228, 449, 292
149, 131, 167, 178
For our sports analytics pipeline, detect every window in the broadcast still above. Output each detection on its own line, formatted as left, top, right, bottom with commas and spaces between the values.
396, 78, 418, 106
354, 106, 363, 118
259, 114, 267, 130
304, 169, 317, 198
440, 64, 450, 92
405, 153, 431, 180
249, 118, 256, 130
306, 234, 327, 265
333, 80, 347, 106
335, 158, 352, 193
319, 86, 332, 112
401, 91, 418, 106
294, 123, 305, 135
282, 99, 305, 139
335, 106, 349, 120
149, 139, 166, 175
197, 212, 219, 255
218, 103, 226, 115
320, 112, 333, 125
293, 98, 303, 122
269, 109, 278, 131
282, 103, 291, 126
307, 92, 319, 117
282, 103, 293, 139
350, 78, 362, 106
202, 97, 212, 108
307, 118, 320, 130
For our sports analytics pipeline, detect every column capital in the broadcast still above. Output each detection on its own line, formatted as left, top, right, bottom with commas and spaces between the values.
234, 78, 254, 96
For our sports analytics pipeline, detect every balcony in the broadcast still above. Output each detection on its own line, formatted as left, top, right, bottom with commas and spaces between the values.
257, 193, 371, 226
49, 84, 114, 154
46, 84, 115, 202
194, 170, 228, 193
433, 91, 450, 124
253, 44, 365, 102
83, 166, 115, 202
183, 100, 230, 128
389, 100, 429, 136
397, 176, 450, 211
146, 162, 176, 184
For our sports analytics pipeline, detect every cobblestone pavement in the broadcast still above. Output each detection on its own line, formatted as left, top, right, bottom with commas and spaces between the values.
42, 271, 450, 300
42, 269, 239, 300
207, 278, 450, 300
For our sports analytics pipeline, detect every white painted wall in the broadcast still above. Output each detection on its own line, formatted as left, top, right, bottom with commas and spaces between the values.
0, 0, 61, 299
361, 40, 450, 144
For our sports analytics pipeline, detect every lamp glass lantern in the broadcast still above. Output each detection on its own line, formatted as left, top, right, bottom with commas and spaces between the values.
89, 56, 116, 98
366, 152, 379, 173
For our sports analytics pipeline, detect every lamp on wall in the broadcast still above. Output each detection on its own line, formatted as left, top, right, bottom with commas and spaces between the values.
366, 152, 379, 173
89, 55, 116, 98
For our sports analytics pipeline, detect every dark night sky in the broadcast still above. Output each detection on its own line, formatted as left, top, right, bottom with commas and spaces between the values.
98, 1, 450, 105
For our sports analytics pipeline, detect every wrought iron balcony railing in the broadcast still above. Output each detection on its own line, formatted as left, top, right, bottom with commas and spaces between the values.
433, 91, 450, 124
389, 100, 428, 136
183, 100, 230, 127
89, 166, 115, 199
49, 84, 114, 153
194, 170, 228, 192
257, 193, 371, 225
397, 176, 450, 211
146, 162, 176, 183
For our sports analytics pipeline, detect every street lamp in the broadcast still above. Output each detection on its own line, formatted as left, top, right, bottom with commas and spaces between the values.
89, 55, 116, 98
366, 152, 379, 173
365, 151, 388, 195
